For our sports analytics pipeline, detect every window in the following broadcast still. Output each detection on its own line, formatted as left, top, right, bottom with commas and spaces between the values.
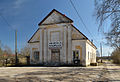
88, 52, 89, 60
34, 51, 39, 61
90, 52, 92, 59
91, 53, 94, 59
73, 50, 79, 60
93, 53, 95, 59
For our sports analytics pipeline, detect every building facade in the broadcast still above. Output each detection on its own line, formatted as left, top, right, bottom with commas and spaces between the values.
28, 9, 97, 66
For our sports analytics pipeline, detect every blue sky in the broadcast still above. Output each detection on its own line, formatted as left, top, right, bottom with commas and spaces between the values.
0, 0, 113, 55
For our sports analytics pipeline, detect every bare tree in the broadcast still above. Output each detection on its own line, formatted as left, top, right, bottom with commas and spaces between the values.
94, 0, 120, 49
111, 48, 120, 64
0, 41, 2, 56
3, 45, 13, 59
0, 41, 3, 64
20, 44, 30, 65
0, 45, 13, 66
3, 45, 12, 54
96, 50, 100, 57
20, 44, 30, 56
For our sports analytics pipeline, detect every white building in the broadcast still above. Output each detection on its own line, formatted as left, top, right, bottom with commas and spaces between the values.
28, 9, 97, 66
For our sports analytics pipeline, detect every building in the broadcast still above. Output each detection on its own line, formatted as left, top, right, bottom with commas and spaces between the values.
28, 9, 97, 66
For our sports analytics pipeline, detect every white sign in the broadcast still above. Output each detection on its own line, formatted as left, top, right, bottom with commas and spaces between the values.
48, 41, 62, 49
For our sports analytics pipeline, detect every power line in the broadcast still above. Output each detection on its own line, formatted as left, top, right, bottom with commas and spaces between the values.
69, 0, 98, 44
0, 14, 18, 65
0, 14, 15, 31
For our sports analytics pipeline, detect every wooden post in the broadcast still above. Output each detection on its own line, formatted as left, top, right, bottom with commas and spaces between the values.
15, 30, 18, 65
100, 43, 102, 63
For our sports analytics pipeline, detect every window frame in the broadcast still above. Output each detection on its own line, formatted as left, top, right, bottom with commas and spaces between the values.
73, 50, 79, 60
34, 51, 39, 61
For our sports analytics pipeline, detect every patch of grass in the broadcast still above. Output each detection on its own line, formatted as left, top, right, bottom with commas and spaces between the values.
98, 62, 104, 66
0, 63, 2, 67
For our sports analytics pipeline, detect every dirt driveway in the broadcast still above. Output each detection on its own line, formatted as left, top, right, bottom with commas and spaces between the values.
0, 61, 120, 82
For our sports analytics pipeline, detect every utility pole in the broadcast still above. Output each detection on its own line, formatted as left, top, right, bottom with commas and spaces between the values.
100, 43, 102, 63
15, 29, 18, 65
108, 51, 110, 61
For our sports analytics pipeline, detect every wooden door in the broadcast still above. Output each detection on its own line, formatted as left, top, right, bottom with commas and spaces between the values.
51, 50, 60, 66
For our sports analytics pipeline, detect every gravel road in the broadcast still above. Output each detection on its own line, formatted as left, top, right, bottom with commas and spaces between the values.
0, 61, 120, 82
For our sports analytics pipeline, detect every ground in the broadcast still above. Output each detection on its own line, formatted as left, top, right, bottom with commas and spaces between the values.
0, 61, 120, 82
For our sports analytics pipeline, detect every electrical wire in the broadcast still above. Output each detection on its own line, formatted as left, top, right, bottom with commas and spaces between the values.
69, 0, 99, 44
0, 14, 15, 31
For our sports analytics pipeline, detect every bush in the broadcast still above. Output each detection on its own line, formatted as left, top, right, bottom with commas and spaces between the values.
111, 48, 120, 64
90, 63, 98, 66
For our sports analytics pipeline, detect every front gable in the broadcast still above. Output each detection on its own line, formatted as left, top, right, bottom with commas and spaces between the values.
38, 9, 73, 26
28, 9, 88, 43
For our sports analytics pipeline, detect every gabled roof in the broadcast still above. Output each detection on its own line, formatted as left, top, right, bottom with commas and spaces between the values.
38, 9, 73, 26
28, 9, 97, 49
71, 24, 88, 40
71, 25, 97, 49
28, 28, 40, 43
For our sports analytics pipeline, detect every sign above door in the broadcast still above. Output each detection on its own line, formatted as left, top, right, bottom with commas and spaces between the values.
48, 41, 62, 49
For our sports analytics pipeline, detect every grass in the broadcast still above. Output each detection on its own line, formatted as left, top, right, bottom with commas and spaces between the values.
0, 63, 2, 67
0, 57, 27, 67
98, 63, 104, 66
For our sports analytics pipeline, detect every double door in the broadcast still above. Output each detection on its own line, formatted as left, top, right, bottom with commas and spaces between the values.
51, 49, 60, 66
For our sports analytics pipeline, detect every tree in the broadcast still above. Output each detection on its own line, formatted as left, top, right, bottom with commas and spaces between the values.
3, 45, 12, 54
20, 44, 30, 56
0, 41, 4, 60
0, 41, 2, 56
94, 0, 120, 49
96, 50, 100, 62
111, 48, 120, 64
20, 44, 30, 65
0, 45, 13, 66
0, 41, 3, 65
3, 45, 13, 59
96, 50, 100, 57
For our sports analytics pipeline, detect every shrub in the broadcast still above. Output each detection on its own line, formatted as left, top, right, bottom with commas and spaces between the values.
111, 48, 120, 64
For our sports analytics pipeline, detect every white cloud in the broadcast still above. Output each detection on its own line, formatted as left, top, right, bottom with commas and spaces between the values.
13, 0, 27, 9
0, 0, 28, 16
